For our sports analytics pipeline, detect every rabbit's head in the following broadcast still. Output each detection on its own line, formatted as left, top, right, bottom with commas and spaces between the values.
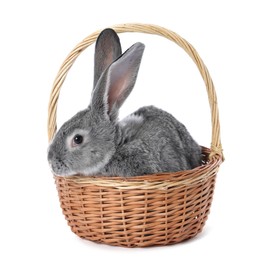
48, 29, 145, 176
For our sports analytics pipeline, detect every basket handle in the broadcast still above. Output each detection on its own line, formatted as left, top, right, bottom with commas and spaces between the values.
47, 23, 224, 160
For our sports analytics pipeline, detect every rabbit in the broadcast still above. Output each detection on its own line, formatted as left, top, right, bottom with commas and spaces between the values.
47, 28, 202, 177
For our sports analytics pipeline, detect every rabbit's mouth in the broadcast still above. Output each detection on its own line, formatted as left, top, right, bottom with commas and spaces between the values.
49, 159, 72, 176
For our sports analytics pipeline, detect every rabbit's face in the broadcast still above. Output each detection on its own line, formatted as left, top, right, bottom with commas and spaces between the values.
47, 108, 116, 176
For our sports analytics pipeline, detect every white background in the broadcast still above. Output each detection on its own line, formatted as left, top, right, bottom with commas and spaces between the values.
1, 0, 274, 259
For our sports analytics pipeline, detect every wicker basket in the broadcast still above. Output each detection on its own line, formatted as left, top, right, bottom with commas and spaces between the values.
47, 23, 224, 247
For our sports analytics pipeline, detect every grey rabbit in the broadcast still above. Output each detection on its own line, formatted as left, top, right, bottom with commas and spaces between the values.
48, 28, 202, 177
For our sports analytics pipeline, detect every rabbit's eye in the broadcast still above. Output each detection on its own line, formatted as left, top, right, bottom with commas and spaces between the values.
72, 134, 83, 146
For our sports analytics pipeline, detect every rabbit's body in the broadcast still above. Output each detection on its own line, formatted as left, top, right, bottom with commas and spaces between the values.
48, 28, 201, 177
103, 106, 201, 176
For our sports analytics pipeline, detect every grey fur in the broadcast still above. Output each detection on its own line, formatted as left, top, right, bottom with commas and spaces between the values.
48, 28, 202, 177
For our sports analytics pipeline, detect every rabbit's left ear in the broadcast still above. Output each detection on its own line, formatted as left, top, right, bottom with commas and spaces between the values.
90, 42, 145, 120
93, 28, 122, 88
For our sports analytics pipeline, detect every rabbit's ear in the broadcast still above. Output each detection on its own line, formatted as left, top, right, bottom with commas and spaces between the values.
93, 28, 122, 88
91, 42, 145, 120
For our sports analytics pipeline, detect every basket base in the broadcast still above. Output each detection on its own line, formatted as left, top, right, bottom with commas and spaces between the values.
73, 211, 210, 248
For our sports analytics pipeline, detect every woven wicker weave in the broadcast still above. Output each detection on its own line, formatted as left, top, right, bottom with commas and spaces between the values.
47, 23, 224, 247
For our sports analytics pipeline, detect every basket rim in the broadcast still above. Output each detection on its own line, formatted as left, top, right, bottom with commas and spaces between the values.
47, 23, 224, 160
54, 147, 222, 189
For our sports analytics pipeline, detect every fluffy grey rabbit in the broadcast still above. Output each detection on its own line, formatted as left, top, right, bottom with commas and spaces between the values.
48, 28, 202, 177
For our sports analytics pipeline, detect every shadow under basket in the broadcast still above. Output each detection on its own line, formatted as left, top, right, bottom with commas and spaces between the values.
48, 23, 224, 247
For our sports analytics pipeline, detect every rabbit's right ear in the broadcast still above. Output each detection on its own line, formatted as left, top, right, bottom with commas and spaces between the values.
93, 28, 122, 88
